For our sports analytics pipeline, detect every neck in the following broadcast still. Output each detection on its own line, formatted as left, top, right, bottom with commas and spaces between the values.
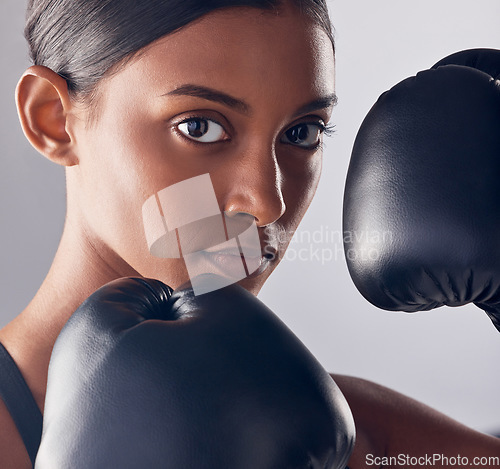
0, 214, 139, 409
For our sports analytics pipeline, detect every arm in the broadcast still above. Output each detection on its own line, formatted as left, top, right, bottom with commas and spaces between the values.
332, 374, 500, 469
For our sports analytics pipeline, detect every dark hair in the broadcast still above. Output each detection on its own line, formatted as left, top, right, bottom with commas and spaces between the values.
25, 0, 334, 100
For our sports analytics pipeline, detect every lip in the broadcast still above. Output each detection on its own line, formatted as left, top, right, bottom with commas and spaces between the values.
245, 254, 272, 279
200, 249, 272, 280
203, 245, 262, 258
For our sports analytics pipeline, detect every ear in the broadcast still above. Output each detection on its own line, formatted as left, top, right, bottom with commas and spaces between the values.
16, 65, 79, 166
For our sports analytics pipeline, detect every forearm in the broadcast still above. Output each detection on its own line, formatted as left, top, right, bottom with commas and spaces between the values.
332, 374, 500, 469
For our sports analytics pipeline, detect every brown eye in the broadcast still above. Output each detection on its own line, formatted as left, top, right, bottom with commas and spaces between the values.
281, 123, 324, 149
177, 118, 226, 143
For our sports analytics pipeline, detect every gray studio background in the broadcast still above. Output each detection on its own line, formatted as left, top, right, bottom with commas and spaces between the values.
1, 0, 499, 432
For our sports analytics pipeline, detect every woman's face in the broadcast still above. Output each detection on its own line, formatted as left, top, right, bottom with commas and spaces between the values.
67, 5, 335, 295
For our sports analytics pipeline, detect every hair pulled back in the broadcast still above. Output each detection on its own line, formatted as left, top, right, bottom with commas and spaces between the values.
25, 0, 334, 99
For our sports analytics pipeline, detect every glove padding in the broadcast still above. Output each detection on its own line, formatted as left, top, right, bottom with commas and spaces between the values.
35, 277, 355, 468
343, 48, 500, 332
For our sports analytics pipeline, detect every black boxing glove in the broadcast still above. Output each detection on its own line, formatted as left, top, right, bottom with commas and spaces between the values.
35, 277, 355, 468
343, 48, 500, 332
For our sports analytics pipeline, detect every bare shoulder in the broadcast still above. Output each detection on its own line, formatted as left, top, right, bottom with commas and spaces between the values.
0, 397, 33, 469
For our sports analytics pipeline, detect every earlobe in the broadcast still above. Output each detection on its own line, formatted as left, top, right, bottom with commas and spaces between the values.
16, 65, 79, 166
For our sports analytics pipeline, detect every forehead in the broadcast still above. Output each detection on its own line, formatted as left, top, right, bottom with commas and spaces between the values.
105, 6, 335, 110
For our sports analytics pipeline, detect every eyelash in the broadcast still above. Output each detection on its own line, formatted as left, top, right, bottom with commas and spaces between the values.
173, 115, 336, 149
322, 123, 337, 137
299, 121, 337, 147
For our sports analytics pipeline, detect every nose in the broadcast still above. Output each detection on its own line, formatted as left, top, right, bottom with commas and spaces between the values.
221, 145, 286, 227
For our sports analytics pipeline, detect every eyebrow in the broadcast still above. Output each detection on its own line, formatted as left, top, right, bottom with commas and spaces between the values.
163, 84, 338, 118
164, 84, 249, 114
293, 94, 338, 118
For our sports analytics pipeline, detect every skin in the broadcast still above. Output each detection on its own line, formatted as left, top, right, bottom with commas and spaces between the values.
0, 5, 335, 466
0, 4, 499, 468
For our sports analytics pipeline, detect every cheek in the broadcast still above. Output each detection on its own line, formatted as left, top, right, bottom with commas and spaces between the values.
269, 154, 322, 258
282, 154, 322, 225
76, 115, 172, 261
82, 128, 154, 224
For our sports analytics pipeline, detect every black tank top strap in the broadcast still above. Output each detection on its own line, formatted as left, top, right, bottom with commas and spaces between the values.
0, 341, 42, 466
